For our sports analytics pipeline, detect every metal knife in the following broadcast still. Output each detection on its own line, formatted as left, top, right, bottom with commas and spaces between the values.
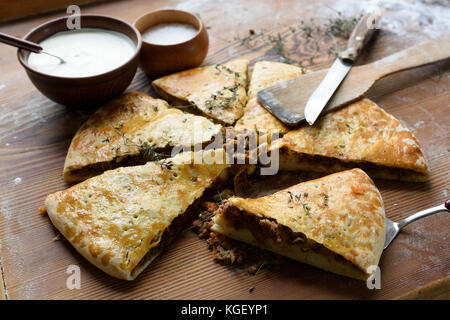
304, 13, 379, 125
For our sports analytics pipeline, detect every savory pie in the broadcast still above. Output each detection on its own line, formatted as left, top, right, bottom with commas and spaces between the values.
152, 59, 249, 125
211, 168, 386, 280
235, 61, 306, 135
63, 91, 221, 182
47, 149, 231, 280
269, 99, 429, 181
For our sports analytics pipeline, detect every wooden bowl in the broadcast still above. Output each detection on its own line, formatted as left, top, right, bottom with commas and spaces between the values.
134, 9, 209, 77
17, 15, 142, 109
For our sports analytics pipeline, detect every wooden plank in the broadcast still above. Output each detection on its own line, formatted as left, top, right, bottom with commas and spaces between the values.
0, 0, 448, 300
0, 0, 114, 23
395, 276, 450, 300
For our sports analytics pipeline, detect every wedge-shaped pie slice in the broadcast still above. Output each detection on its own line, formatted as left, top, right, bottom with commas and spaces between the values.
270, 99, 429, 182
63, 91, 221, 182
152, 59, 249, 125
212, 169, 386, 280
235, 61, 305, 135
47, 149, 231, 280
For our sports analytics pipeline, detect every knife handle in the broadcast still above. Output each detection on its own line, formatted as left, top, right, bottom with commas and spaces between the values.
338, 13, 379, 63
0, 32, 42, 53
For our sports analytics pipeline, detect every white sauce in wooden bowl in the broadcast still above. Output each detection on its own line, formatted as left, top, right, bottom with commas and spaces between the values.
142, 23, 198, 45
27, 28, 136, 78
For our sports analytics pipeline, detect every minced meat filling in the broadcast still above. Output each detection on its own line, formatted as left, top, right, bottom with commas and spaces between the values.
131, 199, 198, 277
71, 154, 148, 179
279, 147, 427, 181
219, 200, 313, 248
219, 200, 351, 265
192, 201, 284, 271
69, 145, 175, 180
69, 135, 222, 180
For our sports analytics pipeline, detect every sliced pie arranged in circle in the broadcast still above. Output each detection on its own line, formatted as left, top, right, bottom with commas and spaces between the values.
46, 59, 430, 281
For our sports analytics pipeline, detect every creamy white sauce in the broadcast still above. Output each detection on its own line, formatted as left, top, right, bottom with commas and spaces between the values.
27, 28, 136, 78
142, 23, 198, 45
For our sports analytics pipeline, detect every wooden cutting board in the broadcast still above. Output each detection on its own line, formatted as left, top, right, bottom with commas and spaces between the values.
0, 0, 449, 300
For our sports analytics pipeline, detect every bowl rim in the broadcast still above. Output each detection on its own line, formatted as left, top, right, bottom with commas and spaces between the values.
17, 14, 142, 82
133, 9, 204, 47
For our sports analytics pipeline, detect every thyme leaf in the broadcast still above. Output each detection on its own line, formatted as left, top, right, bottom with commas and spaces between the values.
160, 159, 174, 170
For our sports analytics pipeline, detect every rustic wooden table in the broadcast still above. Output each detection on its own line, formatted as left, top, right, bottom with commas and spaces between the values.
0, 0, 449, 300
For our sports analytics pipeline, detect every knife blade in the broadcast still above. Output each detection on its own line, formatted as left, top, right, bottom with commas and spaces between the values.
304, 13, 378, 125
304, 58, 352, 124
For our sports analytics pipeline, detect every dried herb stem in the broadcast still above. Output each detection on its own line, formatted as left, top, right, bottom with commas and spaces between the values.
235, 11, 364, 66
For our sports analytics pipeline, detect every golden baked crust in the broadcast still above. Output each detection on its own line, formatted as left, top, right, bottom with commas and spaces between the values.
63, 91, 221, 182
152, 59, 248, 125
47, 149, 231, 280
212, 169, 386, 280
235, 61, 305, 135
270, 99, 429, 181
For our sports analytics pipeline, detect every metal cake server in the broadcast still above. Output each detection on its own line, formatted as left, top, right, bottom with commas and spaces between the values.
384, 199, 450, 249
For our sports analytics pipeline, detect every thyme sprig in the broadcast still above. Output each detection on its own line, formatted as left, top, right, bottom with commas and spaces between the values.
235, 11, 364, 66
287, 191, 313, 216
138, 141, 169, 162
324, 10, 363, 39
204, 65, 243, 111
111, 125, 170, 161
